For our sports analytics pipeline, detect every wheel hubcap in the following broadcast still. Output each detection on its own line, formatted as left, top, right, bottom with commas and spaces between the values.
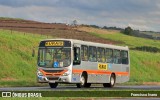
80, 76, 85, 85
111, 77, 114, 85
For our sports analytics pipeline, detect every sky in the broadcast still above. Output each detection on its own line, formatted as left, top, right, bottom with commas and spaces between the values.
0, 0, 160, 32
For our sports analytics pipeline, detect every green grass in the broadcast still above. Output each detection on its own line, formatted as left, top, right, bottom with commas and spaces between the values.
0, 17, 24, 20
89, 32, 160, 48
0, 29, 160, 87
141, 31, 160, 37
89, 32, 160, 82
0, 98, 70, 100
0, 29, 52, 87
130, 50, 160, 82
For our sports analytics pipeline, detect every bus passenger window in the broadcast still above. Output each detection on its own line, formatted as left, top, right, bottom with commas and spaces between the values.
121, 51, 128, 64
73, 47, 81, 65
89, 46, 97, 62
81, 46, 84, 60
113, 50, 121, 64
81, 45, 88, 61
97, 48, 105, 62
106, 49, 113, 63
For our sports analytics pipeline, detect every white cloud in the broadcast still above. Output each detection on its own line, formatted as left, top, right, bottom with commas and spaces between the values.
0, 0, 160, 31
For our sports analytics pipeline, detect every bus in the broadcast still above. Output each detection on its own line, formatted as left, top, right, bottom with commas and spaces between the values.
37, 39, 130, 88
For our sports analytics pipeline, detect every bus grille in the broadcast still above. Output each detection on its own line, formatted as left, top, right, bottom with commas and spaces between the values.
48, 77, 59, 80
43, 70, 63, 73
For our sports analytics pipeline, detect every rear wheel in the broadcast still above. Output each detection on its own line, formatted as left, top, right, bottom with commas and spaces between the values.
76, 74, 87, 88
85, 83, 91, 88
49, 83, 58, 88
103, 74, 115, 88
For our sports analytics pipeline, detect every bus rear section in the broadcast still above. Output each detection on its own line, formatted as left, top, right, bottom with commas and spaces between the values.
71, 41, 130, 88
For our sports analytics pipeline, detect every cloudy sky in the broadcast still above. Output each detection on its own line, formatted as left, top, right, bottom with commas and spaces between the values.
0, 0, 160, 31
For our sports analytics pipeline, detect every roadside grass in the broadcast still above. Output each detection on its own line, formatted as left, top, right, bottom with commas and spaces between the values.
0, 29, 52, 87
0, 97, 95, 100
130, 50, 160, 82
0, 98, 71, 100
0, 27, 160, 87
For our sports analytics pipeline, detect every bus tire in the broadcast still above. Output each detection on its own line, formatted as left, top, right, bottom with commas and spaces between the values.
103, 74, 115, 88
85, 83, 91, 88
49, 83, 58, 88
76, 74, 87, 88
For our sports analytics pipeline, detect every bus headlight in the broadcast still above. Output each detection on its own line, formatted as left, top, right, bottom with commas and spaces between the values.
62, 70, 71, 76
37, 70, 43, 76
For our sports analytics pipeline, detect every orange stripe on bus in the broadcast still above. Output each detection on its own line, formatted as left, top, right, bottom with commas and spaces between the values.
115, 72, 129, 76
72, 69, 129, 76
40, 69, 67, 76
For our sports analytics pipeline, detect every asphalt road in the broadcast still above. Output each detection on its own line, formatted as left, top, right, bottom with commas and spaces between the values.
0, 85, 160, 91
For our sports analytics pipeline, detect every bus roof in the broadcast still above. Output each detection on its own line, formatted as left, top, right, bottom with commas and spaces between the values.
41, 38, 129, 50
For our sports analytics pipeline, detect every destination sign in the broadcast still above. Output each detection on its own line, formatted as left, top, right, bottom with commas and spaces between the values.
39, 40, 71, 47
45, 41, 64, 46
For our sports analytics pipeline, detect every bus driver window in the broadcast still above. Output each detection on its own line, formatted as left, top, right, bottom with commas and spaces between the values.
73, 47, 81, 65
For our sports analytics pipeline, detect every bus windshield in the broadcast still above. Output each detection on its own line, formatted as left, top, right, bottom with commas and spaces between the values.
38, 48, 71, 68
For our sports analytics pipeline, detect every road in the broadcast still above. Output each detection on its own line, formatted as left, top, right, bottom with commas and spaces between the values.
0, 85, 160, 91
1, 85, 160, 99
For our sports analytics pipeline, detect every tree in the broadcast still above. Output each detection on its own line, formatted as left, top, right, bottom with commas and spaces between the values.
72, 20, 77, 26
123, 26, 133, 35
103, 26, 108, 29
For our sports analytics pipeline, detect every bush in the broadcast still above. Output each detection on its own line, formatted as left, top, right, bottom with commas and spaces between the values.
123, 26, 133, 35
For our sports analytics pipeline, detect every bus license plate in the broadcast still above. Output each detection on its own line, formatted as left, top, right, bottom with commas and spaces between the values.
49, 80, 55, 83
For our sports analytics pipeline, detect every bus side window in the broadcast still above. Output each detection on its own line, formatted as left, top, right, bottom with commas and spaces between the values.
97, 47, 105, 62
121, 51, 128, 64
81, 46, 84, 60
81, 45, 88, 61
106, 48, 113, 63
101, 48, 105, 62
73, 47, 81, 65
89, 46, 97, 62
113, 50, 121, 64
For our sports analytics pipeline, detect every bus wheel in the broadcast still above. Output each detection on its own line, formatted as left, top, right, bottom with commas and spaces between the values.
76, 74, 86, 88
103, 74, 115, 88
49, 83, 58, 88
85, 83, 91, 88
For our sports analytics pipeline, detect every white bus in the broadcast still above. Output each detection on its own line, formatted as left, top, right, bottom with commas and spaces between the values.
37, 39, 130, 88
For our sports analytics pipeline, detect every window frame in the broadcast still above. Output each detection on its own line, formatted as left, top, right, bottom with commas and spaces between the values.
113, 49, 121, 64
81, 45, 88, 61
97, 47, 105, 63
89, 46, 97, 62
73, 47, 81, 65
105, 48, 113, 63
121, 50, 129, 65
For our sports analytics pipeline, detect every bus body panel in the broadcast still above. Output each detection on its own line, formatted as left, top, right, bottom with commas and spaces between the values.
37, 39, 130, 85
72, 62, 129, 83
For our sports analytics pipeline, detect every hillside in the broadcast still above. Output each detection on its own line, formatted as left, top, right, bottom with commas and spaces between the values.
0, 29, 51, 86
0, 18, 160, 86
0, 18, 118, 44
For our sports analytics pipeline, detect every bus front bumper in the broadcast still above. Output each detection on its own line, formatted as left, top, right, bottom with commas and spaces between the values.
37, 75, 70, 83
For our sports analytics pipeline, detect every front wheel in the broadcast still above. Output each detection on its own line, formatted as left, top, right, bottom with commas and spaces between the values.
103, 74, 115, 88
76, 74, 87, 88
49, 83, 58, 88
